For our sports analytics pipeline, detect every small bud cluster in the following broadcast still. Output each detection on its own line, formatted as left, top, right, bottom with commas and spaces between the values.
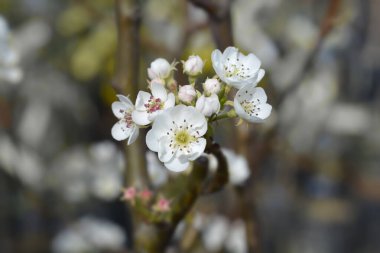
121, 187, 170, 213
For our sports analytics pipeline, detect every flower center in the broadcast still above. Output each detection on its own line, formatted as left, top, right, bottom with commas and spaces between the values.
174, 130, 191, 146
241, 100, 261, 117
120, 109, 134, 128
224, 57, 252, 79
144, 96, 163, 113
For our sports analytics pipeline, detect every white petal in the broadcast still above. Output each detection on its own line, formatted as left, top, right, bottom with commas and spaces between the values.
250, 87, 268, 103
146, 129, 159, 152
211, 49, 222, 65
112, 102, 128, 119
244, 53, 261, 71
111, 121, 132, 141
132, 110, 151, 125
135, 91, 152, 111
164, 93, 175, 109
187, 138, 206, 161
158, 136, 176, 163
117, 95, 133, 106
164, 156, 190, 172
147, 110, 162, 122
127, 126, 139, 145
211, 50, 226, 80
222, 47, 238, 60
151, 82, 167, 101
172, 105, 207, 131
245, 103, 272, 123
150, 110, 173, 134
256, 69, 265, 83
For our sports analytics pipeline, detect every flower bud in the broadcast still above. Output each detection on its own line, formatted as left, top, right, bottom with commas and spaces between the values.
183, 55, 204, 76
148, 58, 172, 79
178, 85, 196, 104
203, 78, 221, 95
122, 187, 136, 202
196, 94, 220, 117
153, 197, 170, 212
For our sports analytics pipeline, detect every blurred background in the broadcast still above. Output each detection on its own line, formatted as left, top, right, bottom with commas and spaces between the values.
0, 0, 379, 252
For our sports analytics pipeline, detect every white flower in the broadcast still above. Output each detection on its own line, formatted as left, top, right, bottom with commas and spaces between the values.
147, 58, 173, 79
212, 46, 265, 89
225, 220, 248, 253
52, 216, 126, 253
178, 84, 196, 104
132, 82, 175, 125
202, 215, 229, 252
0, 15, 23, 84
146, 105, 207, 172
203, 78, 221, 95
234, 84, 272, 123
196, 94, 220, 117
183, 55, 204, 76
222, 148, 250, 185
111, 95, 139, 145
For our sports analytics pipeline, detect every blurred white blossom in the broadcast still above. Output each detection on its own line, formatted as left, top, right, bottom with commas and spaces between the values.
222, 148, 251, 185
52, 216, 126, 253
0, 15, 23, 84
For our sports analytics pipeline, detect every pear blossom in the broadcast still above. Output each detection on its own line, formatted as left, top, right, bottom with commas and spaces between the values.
178, 84, 196, 104
212, 46, 265, 89
183, 55, 204, 76
132, 82, 175, 125
196, 94, 220, 117
147, 58, 173, 79
146, 105, 207, 172
203, 78, 221, 95
234, 84, 272, 123
111, 95, 139, 145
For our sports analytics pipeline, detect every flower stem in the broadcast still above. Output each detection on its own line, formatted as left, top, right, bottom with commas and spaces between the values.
212, 109, 237, 122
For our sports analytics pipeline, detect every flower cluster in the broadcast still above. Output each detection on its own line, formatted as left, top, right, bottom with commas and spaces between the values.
112, 47, 272, 172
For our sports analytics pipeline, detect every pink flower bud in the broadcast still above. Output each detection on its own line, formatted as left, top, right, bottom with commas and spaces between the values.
183, 55, 204, 76
122, 187, 136, 202
153, 197, 170, 212
203, 78, 221, 95
178, 85, 196, 104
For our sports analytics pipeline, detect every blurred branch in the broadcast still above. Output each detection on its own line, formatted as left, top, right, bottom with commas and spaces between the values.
275, 0, 342, 107
114, 0, 148, 188
188, 0, 233, 49
114, 0, 141, 98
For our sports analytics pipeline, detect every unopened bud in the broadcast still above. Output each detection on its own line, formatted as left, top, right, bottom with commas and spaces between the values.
178, 85, 196, 104
203, 78, 221, 95
195, 94, 220, 117
183, 55, 204, 76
